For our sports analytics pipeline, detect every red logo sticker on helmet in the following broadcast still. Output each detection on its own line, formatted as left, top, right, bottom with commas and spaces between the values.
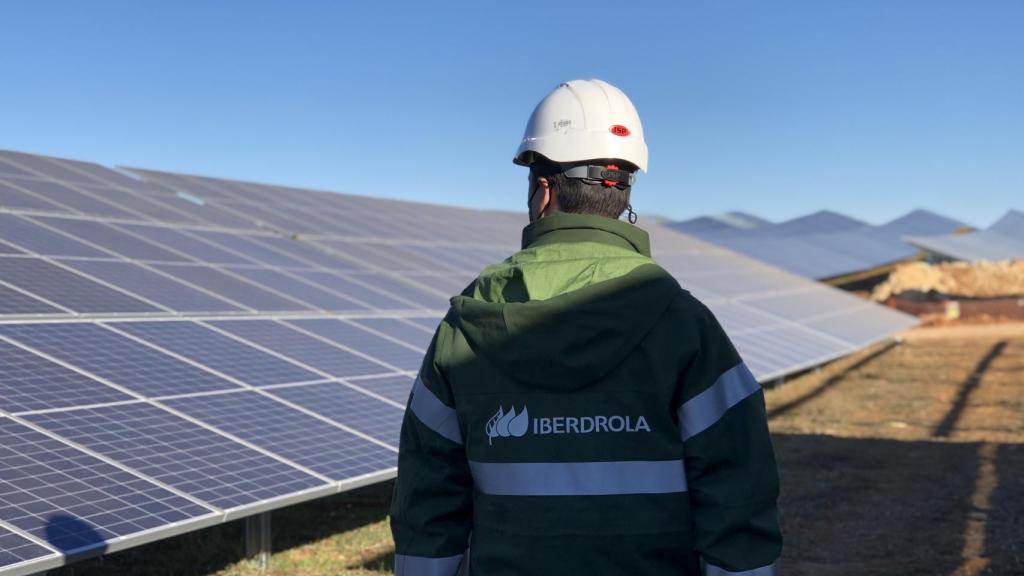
610, 125, 630, 137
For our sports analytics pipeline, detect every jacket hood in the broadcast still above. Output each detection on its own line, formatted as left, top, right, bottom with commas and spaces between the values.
449, 213, 679, 390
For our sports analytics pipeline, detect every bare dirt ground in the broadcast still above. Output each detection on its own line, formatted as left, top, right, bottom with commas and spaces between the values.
50, 323, 1024, 575
766, 322, 1024, 576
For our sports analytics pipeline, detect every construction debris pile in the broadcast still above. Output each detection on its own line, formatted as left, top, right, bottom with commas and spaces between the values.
872, 260, 1024, 301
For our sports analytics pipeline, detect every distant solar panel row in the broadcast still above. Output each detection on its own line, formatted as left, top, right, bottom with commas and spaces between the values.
669, 209, 970, 280
0, 148, 916, 573
907, 210, 1024, 261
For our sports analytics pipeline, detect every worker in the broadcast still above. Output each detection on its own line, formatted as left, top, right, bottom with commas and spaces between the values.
390, 79, 782, 575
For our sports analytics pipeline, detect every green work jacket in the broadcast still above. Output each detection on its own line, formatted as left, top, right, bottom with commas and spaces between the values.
391, 213, 781, 576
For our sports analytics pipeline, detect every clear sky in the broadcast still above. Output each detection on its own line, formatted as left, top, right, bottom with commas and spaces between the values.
1, 1, 1020, 228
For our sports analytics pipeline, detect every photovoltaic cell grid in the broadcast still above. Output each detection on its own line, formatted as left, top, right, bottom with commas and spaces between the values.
207, 320, 391, 378
285, 319, 426, 371
0, 257, 160, 315
271, 382, 404, 445
59, 260, 246, 314
0, 323, 242, 398
0, 284, 62, 315
161, 391, 397, 479
346, 374, 417, 405
0, 529, 52, 569
0, 148, 917, 571
111, 321, 325, 387
0, 418, 212, 553
23, 404, 326, 510
0, 341, 133, 414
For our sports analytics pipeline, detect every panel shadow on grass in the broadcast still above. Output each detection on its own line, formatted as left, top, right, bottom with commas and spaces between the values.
774, 433, 978, 576
985, 443, 1024, 575
358, 548, 396, 572
767, 341, 898, 420
932, 340, 1007, 438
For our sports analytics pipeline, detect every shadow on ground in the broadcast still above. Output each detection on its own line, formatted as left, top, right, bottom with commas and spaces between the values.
775, 433, 1024, 576
45, 480, 393, 576
986, 444, 1024, 575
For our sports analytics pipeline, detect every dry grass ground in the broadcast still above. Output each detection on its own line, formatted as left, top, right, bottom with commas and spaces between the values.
48, 323, 1024, 575
766, 322, 1024, 576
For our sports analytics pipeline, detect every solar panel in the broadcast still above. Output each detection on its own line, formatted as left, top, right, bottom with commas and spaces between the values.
112, 321, 325, 387
0, 340, 134, 414
918, 232, 1024, 261
876, 209, 968, 237
0, 257, 162, 314
32, 217, 191, 262
285, 319, 426, 371
0, 179, 71, 213
0, 149, 919, 570
0, 214, 110, 258
0, 151, 107, 186
208, 320, 395, 377
351, 273, 449, 309
161, 391, 397, 479
0, 417, 213, 551
150, 264, 312, 311
401, 316, 445, 332
340, 374, 417, 405
0, 527, 53, 569
225, 268, 369, 311
2, 177, 133, 219
59, 260, 246, 313
666, 209, 967, 280
350, 317, 434, 350
267, 382, 405, 446
0, 158, 42, 179
908, 212, 1024, 261
245, 235, 364, 270
188, 231, 312, 268
290, 270, 425, 310
987, 210, 1024, 241
0, 323, 244, 397
0, 284, 63, 315
0, 241, 25, 254
115, 225, 256, 265
24, 404, 327, 510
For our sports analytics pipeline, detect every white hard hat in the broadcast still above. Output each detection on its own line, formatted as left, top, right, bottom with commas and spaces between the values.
514, 79, 648, 172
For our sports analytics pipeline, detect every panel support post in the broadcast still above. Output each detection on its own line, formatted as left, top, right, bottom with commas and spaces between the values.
245, 512, 272, 571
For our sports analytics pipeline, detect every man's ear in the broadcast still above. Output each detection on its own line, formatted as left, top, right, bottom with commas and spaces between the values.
537, 177, 553, 215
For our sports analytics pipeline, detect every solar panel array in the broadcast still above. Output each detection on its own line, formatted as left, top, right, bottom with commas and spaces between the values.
0, 149, 916, 573
907, 210, 1024, 261
670, 209, 968, 280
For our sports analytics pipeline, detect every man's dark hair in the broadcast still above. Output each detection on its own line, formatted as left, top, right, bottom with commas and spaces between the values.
530, 158, 632, 220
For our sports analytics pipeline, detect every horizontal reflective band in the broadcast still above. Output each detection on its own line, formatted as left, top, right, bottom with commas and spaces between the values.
704, 560, 778, 576
409, 375, 462, 444
679, 362, 761, 441
394, 553, 465, 576
470, 460, 687, 496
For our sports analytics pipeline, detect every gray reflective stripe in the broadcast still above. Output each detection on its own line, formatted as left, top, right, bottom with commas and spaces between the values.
679, 362, 760, 441
704, 560, 778, 576
469, 459, 687, 496
409, 375, 462, 444
394, 553, 465, 576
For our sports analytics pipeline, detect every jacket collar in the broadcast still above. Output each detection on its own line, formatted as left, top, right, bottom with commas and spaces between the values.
521, 212, 652, 257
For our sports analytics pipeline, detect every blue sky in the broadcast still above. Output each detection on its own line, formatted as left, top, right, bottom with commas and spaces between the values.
1, 1, 1020, 228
